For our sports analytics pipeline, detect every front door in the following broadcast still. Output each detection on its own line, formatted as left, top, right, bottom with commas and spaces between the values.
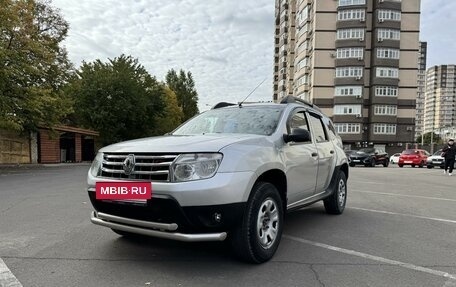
281, 109, 319, 205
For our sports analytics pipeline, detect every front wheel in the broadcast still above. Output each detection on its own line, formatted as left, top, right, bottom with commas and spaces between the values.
398, 164, 404, 168
383, 159, 389, 167
230, 182, 284, 263
419, 161, 424, 168
324, 171, 347, 215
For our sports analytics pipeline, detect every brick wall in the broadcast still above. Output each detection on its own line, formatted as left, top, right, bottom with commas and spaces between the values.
75, 134, 81, 162
39, 129, 60, 163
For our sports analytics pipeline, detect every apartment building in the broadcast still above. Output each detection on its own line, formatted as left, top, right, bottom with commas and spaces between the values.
415, 41, 427, 139
423, 65, 456, 134
273, 0, 421, 149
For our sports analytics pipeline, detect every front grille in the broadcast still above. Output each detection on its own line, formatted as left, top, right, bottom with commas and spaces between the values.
101, 153, 178, 181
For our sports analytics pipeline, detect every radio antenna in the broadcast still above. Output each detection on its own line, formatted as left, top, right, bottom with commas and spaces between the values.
238, 77, 267, 107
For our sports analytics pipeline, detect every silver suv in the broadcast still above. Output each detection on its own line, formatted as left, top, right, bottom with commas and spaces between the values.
87, 96, 349, 263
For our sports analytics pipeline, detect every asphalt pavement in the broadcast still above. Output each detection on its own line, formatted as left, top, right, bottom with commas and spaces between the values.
1, 164, 455, 287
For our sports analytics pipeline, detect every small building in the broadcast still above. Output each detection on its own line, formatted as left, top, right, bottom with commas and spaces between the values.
0, 126, 99, 164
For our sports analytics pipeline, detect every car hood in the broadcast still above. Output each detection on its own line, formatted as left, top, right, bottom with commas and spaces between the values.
99, 134, 268, 153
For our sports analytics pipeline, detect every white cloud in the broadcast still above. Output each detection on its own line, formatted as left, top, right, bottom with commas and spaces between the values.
51, 0, 456, 112
51, 0, 275, 111
420, 0, 456, 67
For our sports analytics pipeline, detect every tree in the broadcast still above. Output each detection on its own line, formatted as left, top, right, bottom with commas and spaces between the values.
155, 87, 184, 135
416, 132, 442, 145
165, 69, 199, 121
66, 55, 165, 145
0, 0, 73, 131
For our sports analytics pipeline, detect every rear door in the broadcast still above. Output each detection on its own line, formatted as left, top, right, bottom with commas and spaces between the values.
307, 112, 336, 193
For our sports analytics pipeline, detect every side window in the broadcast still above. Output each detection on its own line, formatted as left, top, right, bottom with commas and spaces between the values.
288, 110, 310, 133
308, 113, 328, 143
323, 117, 337, 140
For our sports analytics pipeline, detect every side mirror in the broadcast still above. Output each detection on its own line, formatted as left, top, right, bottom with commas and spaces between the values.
283, 128, 311, 143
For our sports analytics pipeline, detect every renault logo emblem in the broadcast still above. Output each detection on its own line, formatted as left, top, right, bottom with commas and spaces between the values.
123, 154, 135, 175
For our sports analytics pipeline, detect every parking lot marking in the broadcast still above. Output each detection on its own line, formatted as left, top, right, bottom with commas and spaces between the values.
283, 235, 456, 280
352, 190, 456, 202
349, 207, 456, 224
0, 258, 23, 287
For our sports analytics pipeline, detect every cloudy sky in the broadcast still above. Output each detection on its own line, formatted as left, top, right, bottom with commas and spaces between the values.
51, 0, 455, 111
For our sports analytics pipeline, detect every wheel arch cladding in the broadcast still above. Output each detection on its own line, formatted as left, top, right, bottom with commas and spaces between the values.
340, 163, 349, 179
256, 169, 287, 209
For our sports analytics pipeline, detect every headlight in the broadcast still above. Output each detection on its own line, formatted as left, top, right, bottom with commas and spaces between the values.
89, 152, 103, 177
171, 153, 222, 182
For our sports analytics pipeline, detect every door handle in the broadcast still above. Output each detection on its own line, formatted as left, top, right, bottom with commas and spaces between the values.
330, 150, 335, 154
311, 152, 318, 157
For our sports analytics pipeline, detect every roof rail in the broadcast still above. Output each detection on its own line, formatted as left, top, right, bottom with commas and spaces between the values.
212, 102, 236, 109
280, 96, 321, 111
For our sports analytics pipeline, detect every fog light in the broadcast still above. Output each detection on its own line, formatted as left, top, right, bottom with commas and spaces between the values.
213, 213, 222, 222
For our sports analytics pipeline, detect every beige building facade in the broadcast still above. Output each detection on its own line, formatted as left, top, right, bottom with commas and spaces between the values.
273, 0, 421, 148
423, 65, 456, 135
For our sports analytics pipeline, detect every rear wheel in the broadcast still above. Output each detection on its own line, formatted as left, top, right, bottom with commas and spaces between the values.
398, 164, 404, 168
419, 161, 424, 168
324, 171, 347, 215
230, 182, 283, 263
371, 159, 376, 167
411, 164, 415, 168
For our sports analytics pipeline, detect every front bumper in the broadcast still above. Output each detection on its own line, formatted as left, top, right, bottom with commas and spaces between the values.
349, 157, 372, 165
91, 211, 227, 242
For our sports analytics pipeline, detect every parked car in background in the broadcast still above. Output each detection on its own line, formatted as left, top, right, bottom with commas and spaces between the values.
348, 148, 389, 167
390, 153, 401, 164
426, 150, 444, 169
398, 149, 429, 168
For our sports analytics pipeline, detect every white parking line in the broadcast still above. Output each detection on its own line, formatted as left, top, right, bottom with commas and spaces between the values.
349, 207, 456, 224
352, 190, 456, 202
0, 258, 22, 287
283, 235, 456, 281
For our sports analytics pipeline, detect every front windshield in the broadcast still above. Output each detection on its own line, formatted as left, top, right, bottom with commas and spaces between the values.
172, 106, 284, 136
433, 150, 442, 156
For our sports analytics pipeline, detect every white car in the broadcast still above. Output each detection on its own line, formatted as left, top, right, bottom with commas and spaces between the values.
390, 153, 401, 164
426, 150, 444, 169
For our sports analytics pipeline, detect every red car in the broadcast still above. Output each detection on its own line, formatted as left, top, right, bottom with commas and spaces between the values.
398, 149, 430, 168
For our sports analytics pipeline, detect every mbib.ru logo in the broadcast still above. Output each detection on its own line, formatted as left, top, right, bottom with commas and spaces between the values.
95, 182, 152, 200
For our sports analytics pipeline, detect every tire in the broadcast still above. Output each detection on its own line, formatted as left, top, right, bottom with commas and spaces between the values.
411, 164, 415, 168
230, 182, 284, 263
371, 159, 376, 167
427, 165, 433, 169
398, 164, 404, 168
383, 159, 389, 167
324, 171, 347, 215
349, 162, 355, 167
419, 161, 424, 168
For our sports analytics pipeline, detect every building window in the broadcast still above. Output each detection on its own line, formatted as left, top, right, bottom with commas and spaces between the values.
377, 48, 400, 59
298, 6, 309, 25
336, 47, 364, 59
373, 124, 396, 135
296, 58, 309, 71
336, 67, 363, 78
377, 28, 400, 40
334, 105, 362, 115
338, 9, 365, 21
297, 75, 308, 86
337, 28, 364, 40
338, 0, 366, 6
378, 10, 401, 21
335, 86, 363, 96
374, 105, 397, 116
334, 123, 361, 134
376, 67, 399, 78
375, 86, 398, 97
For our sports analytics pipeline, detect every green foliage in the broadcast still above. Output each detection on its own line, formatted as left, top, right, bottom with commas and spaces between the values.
166, 69, 199, 121
417, 132, 442, 145
66, 55, 165, 145
0, 0, 73, 131
155, 87, 184, 135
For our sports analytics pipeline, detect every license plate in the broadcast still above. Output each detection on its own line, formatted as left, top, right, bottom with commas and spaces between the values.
95, 182, 152, 201
404, 161, 413, 164
353, 160, 360, 162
